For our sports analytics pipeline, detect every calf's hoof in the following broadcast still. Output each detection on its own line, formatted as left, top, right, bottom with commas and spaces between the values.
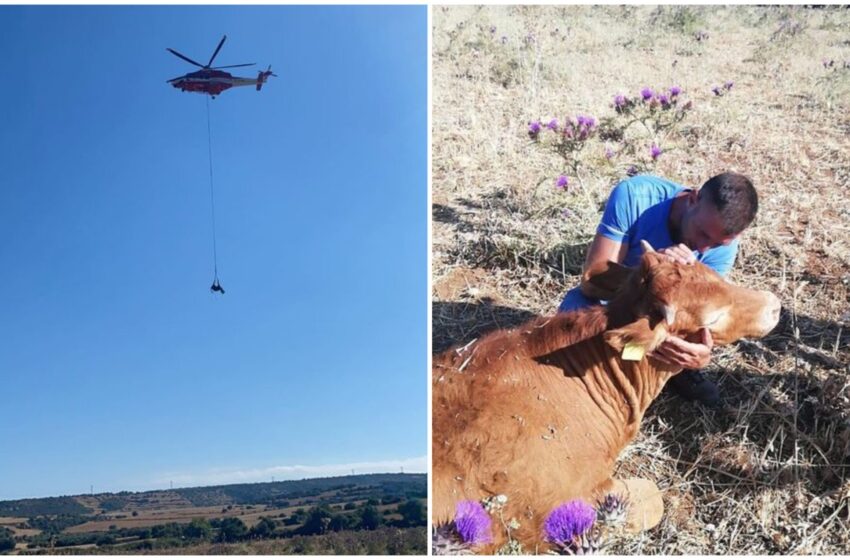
609, 478, 664, 532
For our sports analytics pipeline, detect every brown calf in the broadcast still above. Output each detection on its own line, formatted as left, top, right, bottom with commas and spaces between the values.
432, 244, 781, 552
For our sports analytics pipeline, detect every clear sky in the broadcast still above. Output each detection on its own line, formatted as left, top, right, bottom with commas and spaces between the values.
0, 5, 427, 500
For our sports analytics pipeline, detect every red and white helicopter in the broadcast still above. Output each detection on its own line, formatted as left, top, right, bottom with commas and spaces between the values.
166, 35, 276, 98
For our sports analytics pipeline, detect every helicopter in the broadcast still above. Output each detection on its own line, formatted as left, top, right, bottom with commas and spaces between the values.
166, 35, 276, 98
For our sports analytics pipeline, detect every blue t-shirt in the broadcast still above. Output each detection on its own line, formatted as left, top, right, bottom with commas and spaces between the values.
559, 175, 738, 312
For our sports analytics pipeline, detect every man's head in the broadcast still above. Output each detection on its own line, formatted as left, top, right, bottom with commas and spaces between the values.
680, 172, 758, 253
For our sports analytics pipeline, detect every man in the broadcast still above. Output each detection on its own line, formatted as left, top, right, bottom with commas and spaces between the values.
558, 172, 758, 407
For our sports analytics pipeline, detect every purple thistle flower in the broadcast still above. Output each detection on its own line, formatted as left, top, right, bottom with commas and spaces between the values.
490, 25, 497, 34
500, 35, 508, 45
614, 94, 627, 108
626, 165, 638, 177
454, 501, 492, 545
711, 85, 722, 96
556, 175, 569, 189
605, 146, 615, 160
670, 86, 682, 97
650, 143, 663, 160
544, 500, 596, 546
724, 80, 734, 90
561, 208, 573, 219
528, 120, 542, 140
547, 118, 559, 131
658, 93, 670, 107
640, 87, 653, 101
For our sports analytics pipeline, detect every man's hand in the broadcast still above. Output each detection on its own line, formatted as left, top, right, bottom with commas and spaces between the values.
657, 243, 696, 265
650, 327, 713, 369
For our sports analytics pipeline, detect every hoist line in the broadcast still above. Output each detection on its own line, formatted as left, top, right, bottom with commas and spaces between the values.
205, 94, 219, 279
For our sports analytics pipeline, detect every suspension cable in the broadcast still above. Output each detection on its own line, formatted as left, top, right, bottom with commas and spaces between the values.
205, 95, 219, 281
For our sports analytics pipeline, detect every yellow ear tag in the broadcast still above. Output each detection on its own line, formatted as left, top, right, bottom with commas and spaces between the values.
622, 342, 646, 361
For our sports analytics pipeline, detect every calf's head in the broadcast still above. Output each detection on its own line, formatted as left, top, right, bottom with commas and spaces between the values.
599, 242, 781, 357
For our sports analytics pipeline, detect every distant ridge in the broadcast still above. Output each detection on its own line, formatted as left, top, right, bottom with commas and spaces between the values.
0, 472, 426, 517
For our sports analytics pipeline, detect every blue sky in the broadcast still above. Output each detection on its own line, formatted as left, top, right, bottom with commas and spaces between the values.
0, 6, 427, 500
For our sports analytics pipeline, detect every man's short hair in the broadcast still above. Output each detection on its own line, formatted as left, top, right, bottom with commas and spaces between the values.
698, 172, 758, 235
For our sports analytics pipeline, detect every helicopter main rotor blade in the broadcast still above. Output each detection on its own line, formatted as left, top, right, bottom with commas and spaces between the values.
167, 48, 205, 68
207, 35, 227, 68
210, 63, 256, 69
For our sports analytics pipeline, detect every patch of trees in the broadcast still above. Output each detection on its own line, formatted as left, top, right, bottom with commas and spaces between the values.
282, 508, 308, 526
175, 473, 425, 507
0, 497, 89, 517
215, 517, 248, 542
0, 528, 15, 553
249, 517, 277, 539
395, 499, 426, 527
183, 518, 213, 540
99, 496, 129, 512
294, 503, 384, 536
115, 526, 428, 555
259, 526, 427, 555
26, 514, 91, 534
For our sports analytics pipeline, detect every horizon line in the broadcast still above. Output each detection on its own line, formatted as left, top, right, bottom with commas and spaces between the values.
1, 456, 428, 502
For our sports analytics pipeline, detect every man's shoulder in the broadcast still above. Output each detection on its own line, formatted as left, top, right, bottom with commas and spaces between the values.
613, 174, 688, 200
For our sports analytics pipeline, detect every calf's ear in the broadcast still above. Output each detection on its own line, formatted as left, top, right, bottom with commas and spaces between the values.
604, 317, 667, 359
581, 260, 634, 300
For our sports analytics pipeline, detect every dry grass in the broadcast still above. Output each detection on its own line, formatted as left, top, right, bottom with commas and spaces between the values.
432, 5, 850, 554
63, 504, 293, 534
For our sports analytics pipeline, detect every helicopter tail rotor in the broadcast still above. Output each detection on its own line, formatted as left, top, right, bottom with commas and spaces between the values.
256, 66, 277, 91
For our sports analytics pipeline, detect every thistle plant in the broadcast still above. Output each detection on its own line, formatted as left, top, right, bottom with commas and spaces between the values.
597, 85, 694, 175
432, 525, 475, 556
605, 85, 693, 138
544, 500, 599, 555
711, 81, 734, 96
432, 500, 493, 556
529, 83, 702, 189
528, 113, 599, 189
455, 500, 493, 545
596, 493, 630, 527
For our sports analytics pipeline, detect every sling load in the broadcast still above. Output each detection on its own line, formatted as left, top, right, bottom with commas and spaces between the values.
166, 35, 277, 294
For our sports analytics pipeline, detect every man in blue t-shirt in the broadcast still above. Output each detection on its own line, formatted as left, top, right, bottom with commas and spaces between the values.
559, 172, 759, 407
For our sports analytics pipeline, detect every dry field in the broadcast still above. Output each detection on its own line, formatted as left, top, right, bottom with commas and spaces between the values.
432, 5, 850, 555
63, 504, 291, 534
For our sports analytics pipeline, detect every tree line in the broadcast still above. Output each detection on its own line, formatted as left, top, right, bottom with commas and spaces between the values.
11, 498, 426, 552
